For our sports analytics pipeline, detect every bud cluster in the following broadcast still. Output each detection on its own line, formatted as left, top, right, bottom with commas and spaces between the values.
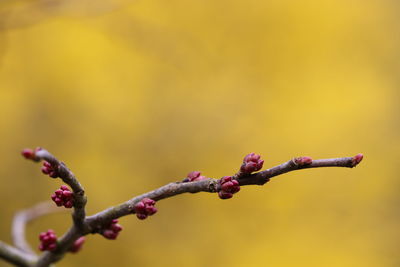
183, 171, 208, 182
218, 176, 240, 199
102, 219, 123, 240
240, 153, 264, 174
51, 185, 74, 208
134, 198, 157, 220
38, 229, 57, 251
41, 161, 59, 178
69, 237, 85, 253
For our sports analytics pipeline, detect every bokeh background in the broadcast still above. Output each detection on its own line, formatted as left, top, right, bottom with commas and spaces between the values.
0, 0, 399, 266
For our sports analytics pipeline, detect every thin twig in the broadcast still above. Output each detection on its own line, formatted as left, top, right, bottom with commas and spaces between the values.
34, 149, 87, 229
85, 155, 363, 229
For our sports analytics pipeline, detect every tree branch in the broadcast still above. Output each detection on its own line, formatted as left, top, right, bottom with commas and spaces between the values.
7, 150, 363, 267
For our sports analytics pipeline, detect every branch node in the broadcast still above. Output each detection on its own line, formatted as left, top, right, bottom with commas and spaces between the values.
293, 156, 313, 167
208, 180, 219, 192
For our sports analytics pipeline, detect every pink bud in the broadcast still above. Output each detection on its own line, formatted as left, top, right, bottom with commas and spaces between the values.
62, 191, 73, 198
21, 149, 34, 159
187, 171, 201, 179
69, 236, 85, 253
231, 185, 240, 193
294, 157, 313, 166
39, 233, 46, 240
134, 198, 157, 219
134, 202, 146, 213
136, 213, 148, 220
241, 153, 264, 173
352, 154, 363, 166
103, 230, 117, 240
221, 181, 234, 192
43, 161, 52, 168
218, 177, 240, 199
186, 171, 208, 182
52, 186, 74, 208
41, 167, 50, 174
49, 233, 56, 240
195, 176, 207, 181
38, 230, 58, 251
146, 206, 158, 215
60, 185, 69, 191
143, 198, 155, 205
244, 153, 259, 161
218, 191, 233, 199
111, 224, 122, 232
221, 176, 232, 183
101, 220, 123, 240
54, 199, 63, 206
258, 159, 264, 168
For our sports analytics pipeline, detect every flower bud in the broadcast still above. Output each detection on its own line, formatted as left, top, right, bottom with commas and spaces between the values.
240, 153, 264, 173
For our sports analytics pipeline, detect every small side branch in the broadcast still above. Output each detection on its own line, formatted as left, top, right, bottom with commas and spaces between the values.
85, 154, 363, 231
12, 202, 65, 255
0, 241, 35, 267
239, 155, 363, 185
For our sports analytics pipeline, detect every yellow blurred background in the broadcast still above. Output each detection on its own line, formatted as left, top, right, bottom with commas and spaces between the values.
0, 0, 399, 266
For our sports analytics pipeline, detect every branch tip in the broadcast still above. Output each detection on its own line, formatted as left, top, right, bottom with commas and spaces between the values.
352, 153, 363, 167
21, 148, 41, 162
